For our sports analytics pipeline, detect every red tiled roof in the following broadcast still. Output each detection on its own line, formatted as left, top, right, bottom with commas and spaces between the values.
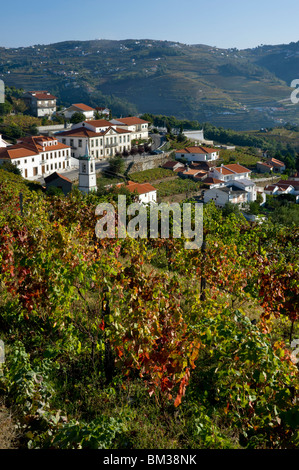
116, 180, 156, 195
214, 164, 250, 175
183, 169, 202, 175
162, 161, 183, 169
86, 119, 115, 127
269, 158, 285, 167
203, 177, 224, 185
258, 161, 273, 168
0, 146, 37, 160
72, 103, 95, 112
44, 172, 72, 183
56, 127, 100, 138
276, 180, 298, 189
116, 117, 149, 125
176, 146, 219, 154
27, 91, 56, 100
0, 136, 69, 160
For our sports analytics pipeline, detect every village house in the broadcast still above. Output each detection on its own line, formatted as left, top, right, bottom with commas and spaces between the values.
256, 157, 286, 174
59, 103, 96, 121
114, 180, 157, 204
161, 160, 185, 171
0, 135, 71, 179
109, 117, 150, 141
175, 146, 220, 163
226, 178, 257, 202
44, 172, 73, 195
204, 185, 251, 207
264, 179, 299, 197
201, 177, 226, 189
209, 163, 251, 182
22, 91, 57, 117
95, 107, 111, 118
180, 168, 204, 180
56, 119, 132, 162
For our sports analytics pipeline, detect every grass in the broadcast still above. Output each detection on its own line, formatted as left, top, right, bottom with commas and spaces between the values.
129, 168, 174, 183
156, 178, 202, 198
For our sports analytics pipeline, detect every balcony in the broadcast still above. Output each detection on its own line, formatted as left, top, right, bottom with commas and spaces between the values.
105, 142, 118, 148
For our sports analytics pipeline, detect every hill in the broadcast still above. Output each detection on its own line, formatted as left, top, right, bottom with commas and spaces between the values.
0, 39, 298, 130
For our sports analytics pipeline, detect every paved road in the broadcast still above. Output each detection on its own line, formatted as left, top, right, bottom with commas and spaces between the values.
150, 133, 165, 151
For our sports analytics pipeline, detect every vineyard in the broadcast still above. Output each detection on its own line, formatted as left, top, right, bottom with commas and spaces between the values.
0, 168, 298, 449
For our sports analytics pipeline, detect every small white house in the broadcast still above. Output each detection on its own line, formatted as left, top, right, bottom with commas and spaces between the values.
204, 186, 250, 207
226, 178, 257, 202
116, 181, 157, 204
209, 163, 251, 182
176, 146, 219, 163
60, 103, 96, 121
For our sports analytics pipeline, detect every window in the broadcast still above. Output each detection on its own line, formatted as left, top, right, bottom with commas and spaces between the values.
119, 136, 122, 143
70, 139, 74, 146
90, 140, 94, 147
55, 163, 57, 169
51, 164, 53, 170
58, 151, 61, 157
90, 164, 93, 172
41, 155, 44, 161
82, 163, 87, 173
100, 138, 103, 146
62, 151, 65, 157
32, 158, 35, 162
78, 139, 82, 148
50, 153, 53, 159
62, 138, 66, 144
24, 159, 27, 164
95, 139, 98, 146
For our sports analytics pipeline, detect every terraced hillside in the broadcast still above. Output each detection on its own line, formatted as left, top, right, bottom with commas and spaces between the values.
0, 39, 298, 130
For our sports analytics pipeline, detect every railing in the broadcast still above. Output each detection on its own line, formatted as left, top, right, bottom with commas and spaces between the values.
105, 142, 118, 148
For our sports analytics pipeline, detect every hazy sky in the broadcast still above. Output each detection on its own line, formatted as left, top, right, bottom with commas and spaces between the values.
1, 0, 298, 49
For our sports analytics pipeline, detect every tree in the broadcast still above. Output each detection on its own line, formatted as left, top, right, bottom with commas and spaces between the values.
70, 112, 85, 124
1, 161, 21, 175
107, 155, 125, 176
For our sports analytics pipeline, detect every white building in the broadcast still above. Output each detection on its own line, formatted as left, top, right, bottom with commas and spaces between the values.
226, 178, 257, 202
0, 134, 9, 148
209, 163, 251, 182
56, 119, 132, 162
78, 144, 97, 194
60, 103, 96, 121
204, 186, 251, 207
175, 146, 219, 163
22, 91, 57, 117
116, 181, 157, 204
110, 117, 149, 141
0, 135, 71, 179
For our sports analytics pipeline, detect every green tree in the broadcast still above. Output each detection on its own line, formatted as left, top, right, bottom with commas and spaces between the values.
0, 160, 22, 175
107, 155, 125, 176
70, 112, 85, 124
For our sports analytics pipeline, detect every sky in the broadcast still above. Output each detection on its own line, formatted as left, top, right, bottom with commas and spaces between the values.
0, 0, 299, 49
